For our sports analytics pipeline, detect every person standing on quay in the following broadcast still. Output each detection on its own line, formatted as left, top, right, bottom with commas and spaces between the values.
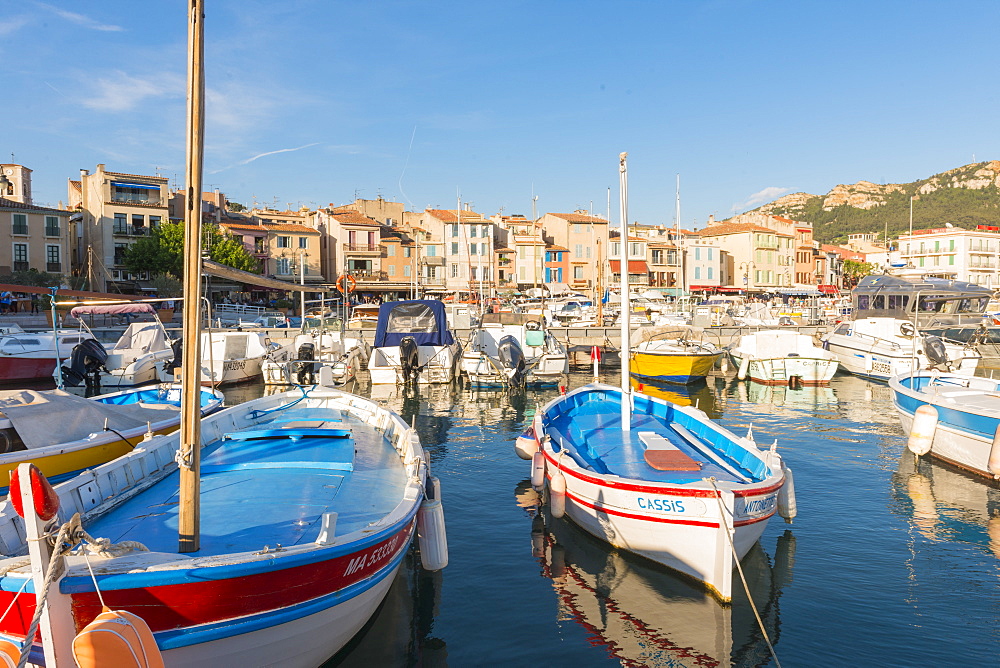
30, 294, 39, 314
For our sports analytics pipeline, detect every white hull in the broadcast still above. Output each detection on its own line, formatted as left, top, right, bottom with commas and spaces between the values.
101, 349, 176, 387
368, 344, 460, 384
728, 352, 838, 384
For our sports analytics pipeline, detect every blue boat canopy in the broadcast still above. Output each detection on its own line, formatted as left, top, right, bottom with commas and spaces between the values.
374, 300, 454, 348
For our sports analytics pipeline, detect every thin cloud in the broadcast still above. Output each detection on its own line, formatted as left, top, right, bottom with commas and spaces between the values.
81, 71, 182, 111
0, 16, 31, 36
34, 2, 123, 31
209, 143, 320, 174
733, 186, 790, 212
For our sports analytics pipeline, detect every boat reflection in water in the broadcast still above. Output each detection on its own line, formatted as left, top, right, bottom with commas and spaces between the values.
893, 450, 1000, 560
733, 378, 839, 410
629, 377, 721, 419
516, 481, 795, 667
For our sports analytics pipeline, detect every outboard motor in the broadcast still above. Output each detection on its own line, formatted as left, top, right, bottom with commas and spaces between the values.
399, 336, 420, 384
60, 338, 109, 388
162, 338, 184, 377
498, 335, 526, 387
295, 339, 317, 385
923, 335, 950, 369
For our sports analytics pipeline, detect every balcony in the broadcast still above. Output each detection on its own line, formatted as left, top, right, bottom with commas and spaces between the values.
12, 225, 27, 235
45, 226, 60, 237
47, 263, 61, 273
13, 262, 28, 272
344, 243, 385, 253
113, 224, 149, 237
353, 271, 389, 282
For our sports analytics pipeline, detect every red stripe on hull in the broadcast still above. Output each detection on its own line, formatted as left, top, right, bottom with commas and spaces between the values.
0, 521, 414, 640
542, 447, 783, 497
567, 490, 720, 527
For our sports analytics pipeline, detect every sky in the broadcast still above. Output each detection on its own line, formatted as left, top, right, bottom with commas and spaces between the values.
3, 0, 999, 230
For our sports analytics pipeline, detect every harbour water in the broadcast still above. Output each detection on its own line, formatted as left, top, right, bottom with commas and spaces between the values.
104, 370, 1000, 665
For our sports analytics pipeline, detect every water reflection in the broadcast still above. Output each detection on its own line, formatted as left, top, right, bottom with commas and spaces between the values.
515, 480, 795, 667
893, 450, 1000, 560
629, 377, 722, 419
732, 378, 838, 410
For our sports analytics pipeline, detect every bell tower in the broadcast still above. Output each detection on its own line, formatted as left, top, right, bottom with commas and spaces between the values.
0, 164, 32, 205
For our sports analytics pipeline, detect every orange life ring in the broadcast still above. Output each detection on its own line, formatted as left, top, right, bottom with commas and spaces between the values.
336, 274, 357, 294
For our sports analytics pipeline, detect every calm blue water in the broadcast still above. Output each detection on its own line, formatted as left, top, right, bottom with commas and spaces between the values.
216, 371, 1000, 667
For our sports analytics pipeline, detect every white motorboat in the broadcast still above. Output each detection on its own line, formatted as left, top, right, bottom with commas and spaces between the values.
461, 313, 568, 388
821, 273, 989, 381
263, 330, 369, 386
367, 300, 462, 384
728, 329, 839, 385
889, 370, 1000, 479
160, 330, 292, 386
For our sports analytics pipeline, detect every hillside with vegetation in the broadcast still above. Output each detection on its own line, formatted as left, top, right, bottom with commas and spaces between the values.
748, 161, 1000, 245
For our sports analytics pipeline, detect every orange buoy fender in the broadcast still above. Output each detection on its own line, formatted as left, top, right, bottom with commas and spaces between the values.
72, 607, 165, 668
417, 476, 448, 571
777, 465, 797, 523
907, 404, 938, 456
549, 469, 566, 519
531, 450, 546, 488
988, 425, 1000, 480
0, 639, 21, 668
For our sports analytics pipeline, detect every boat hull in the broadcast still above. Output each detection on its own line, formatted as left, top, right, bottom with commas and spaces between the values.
890, 372, 1000, 478
0, 355, 58, 383
532, 384, 784, 601
629, 350, 721, 385
728, 352, 838, 385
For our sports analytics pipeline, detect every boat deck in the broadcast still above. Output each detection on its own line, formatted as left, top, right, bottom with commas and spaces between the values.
547, 398, 754, 485
86, 406, 408, 557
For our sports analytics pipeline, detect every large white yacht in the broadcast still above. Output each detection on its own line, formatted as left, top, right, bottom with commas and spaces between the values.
821, 272, 990, 381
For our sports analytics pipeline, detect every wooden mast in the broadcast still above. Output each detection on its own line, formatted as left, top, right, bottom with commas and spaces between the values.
178, 0, 206, 553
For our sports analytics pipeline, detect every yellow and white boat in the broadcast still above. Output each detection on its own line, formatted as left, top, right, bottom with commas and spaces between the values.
0, 384, 223, 492
629, 326, 722, 385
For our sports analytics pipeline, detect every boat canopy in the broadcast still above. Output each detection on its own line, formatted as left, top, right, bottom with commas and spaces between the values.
374, 300, 455, 348
70, 303, 156, 318
111, 322, 169, 352
852, 274, 992, 323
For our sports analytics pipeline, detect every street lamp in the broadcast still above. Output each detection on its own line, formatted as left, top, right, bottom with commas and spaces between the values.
739, 261, 755, 290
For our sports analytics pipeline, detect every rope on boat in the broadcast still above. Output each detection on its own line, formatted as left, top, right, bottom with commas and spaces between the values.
246, 384, 313, 419
8, 513, 149, 668
707, 478, 782, 668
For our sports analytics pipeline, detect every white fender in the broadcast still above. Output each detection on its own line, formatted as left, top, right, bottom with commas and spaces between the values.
737, 355, 750, 381
549, 469, 566, 519
777, 465, 796, 523
907, 404, 938, 456
531, 450, 546, 488
988, 424, 1000, 479
514, 428, 538, 460
417, 476, 448, 571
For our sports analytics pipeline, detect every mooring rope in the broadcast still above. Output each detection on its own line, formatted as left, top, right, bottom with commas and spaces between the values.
707, 478, 781, 668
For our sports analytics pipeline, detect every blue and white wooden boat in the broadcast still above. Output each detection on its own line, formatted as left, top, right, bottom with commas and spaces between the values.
0, 386, 447, 666
890, 370, 1000, 479
517, 154, 793, 602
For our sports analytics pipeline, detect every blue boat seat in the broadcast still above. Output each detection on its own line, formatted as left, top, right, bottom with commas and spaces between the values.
525, 331, 545, 347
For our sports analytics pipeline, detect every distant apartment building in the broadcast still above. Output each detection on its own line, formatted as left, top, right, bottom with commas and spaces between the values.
0, 196, 71, 277
69, 164, 169, 292
537, 212, 610, 295
423, 208, 493, 296
898, 226, 1000, 287
684, 238, 724, 292
609, 232, 650, 290
696, 219, 794, 293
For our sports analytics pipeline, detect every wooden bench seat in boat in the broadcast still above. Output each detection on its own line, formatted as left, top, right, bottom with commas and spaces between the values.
639, 431, 704, 471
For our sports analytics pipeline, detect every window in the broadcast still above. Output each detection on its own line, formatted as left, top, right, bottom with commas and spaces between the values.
45, 216, 60, 236
404, 247, 412, 258
708, 267, 714, 279
12, 243, 27, 271
276, 258, 291, 274
451, 224, 458, 238
45, 245, 60, 271
114, 243, 128, 265
132, 214, 144, 228
387, 245, 396, 257
451, 263, 459, 278
652, 250, 663, 263
276, 236, 290, 248
403, 265, 411, 277
708, 248, 713, 261
586, 246, 592, 259
695, 267, 701, 279
149, 215, 161, 228
451, 242, 459, 255
611, 242, 620, 257
12, 214, 27, 235
481, 243, 488, 256
299, 237, 308, 249
470, 225, 477, 238
426, 246, 436, 257
575, 244, 583, 258
481, 225, 489, 238
574, 223, 583, 234
630, 242, 641, 257
519, 266, 526, 280
695, 247, 701, 261
388, 265, 396, 276
574, 266, 584, 279
469, 244, 477, 256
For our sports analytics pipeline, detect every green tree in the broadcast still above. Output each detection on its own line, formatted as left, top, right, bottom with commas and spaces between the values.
121, 222, 259, 277
0, 269, 66, 288
843, 259, 877, 285
227, 201, 246, 212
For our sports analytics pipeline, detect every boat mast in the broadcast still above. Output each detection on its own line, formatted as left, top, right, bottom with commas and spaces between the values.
178, 0, 206, 554
619, 153, 631, 432
676, 174, 685, 297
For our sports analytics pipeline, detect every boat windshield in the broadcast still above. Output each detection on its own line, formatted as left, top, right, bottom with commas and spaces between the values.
387, 303, 438, 333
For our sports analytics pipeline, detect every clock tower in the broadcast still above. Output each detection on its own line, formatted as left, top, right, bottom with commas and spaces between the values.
0, 164, 32, 205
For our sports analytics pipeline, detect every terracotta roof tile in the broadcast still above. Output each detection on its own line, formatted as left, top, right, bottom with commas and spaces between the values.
697, 222, 792, 237
546, 213, 609, 223
0, 197, 68, 215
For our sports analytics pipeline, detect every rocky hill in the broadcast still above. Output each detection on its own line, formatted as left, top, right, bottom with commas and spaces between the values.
744, 161, 1000, 244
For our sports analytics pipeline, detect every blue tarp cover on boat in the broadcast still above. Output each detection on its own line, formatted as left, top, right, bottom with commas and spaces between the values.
374, 300, 454, 347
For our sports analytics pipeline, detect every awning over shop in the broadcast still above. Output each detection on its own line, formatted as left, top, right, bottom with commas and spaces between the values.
609, 260, 650, 273
777, 287, 821, 296
421, 256, 446, 266
202, 259, 312, 292
818, 284, 840, 294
